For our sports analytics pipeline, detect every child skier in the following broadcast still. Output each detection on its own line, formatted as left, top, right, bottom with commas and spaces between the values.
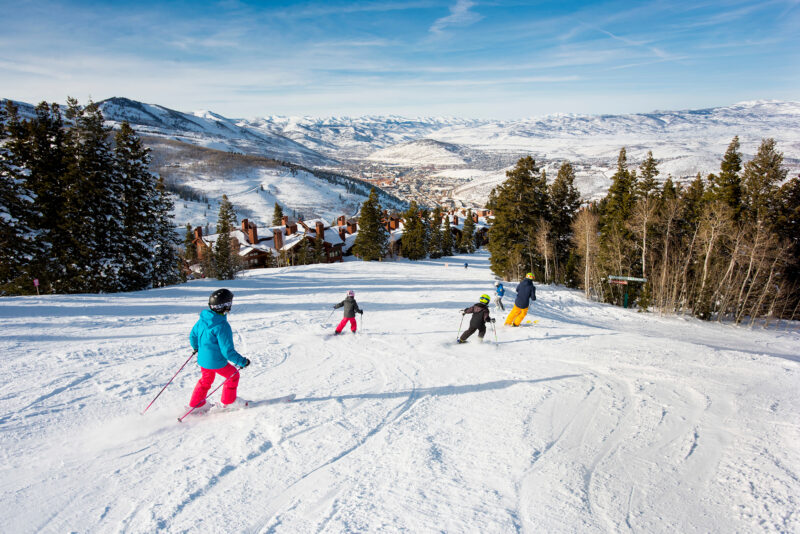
493, 281, 505, 311
505, 272, 537, 327
333, 290, 363, 335
188, 289, 250, 411
458, 294, 495, 343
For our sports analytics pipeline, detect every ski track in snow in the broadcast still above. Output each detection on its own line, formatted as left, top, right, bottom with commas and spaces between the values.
0, 251, 798, 533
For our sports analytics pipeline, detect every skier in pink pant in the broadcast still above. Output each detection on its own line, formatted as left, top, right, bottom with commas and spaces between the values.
332, 290, 363, 335
188, 289, 250, 410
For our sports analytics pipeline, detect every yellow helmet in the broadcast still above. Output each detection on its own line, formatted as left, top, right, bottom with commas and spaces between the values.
479, 294, 490, 304
526, 272, 534, 280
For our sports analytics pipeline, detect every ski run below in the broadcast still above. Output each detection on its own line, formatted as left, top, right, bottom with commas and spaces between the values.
1, 251, 798, 533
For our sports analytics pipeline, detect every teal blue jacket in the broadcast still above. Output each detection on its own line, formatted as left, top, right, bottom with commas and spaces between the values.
190, 309, 247, 369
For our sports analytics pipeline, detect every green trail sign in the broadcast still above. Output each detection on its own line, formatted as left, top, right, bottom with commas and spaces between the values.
608, 275, 647, 283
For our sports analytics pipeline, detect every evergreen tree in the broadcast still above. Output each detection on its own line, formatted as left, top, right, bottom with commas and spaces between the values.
22, 101, 69, 291
151, 177, 180, 287
62, 98, 124, 292
661, 177, 679, 203
681, 173, 707, 230
183, 223, 198, 263
0, 101, 40, 293
314, 232, 326, 263
352, 188, 388, 261
636, 151, 660, 199
428, 206, 444, 259
549, 161, 581, 282
742, 138, 786, 225
487, 156, 549, 278
115, 121, 156, 290
442, 215, 454, 256
272, 202, 284, 226
600, 147, 638, 232
213, 195, 238, 280
460, 210, 476, 253
401, 201, 427, 260
706, 136, 743, 218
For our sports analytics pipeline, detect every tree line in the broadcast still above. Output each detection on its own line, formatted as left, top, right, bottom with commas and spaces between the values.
352, 189, 481, 261
0, 99, 180, 295
487, 140, 800, 324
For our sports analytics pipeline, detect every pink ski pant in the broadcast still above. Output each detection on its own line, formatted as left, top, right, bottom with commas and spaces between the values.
189, 363, 239, 407
335, 317, 357, 333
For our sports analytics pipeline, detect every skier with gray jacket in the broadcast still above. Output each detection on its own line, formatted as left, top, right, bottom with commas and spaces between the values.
333, 290, 363, 334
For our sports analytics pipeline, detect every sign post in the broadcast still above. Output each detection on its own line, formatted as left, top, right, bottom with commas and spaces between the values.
33, 278, 40, 296
607, 276, 647, 308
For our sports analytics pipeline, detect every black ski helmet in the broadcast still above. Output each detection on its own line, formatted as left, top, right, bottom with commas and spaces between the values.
209, 288, 234, 312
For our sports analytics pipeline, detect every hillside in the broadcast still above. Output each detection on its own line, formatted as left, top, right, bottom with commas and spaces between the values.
1, 252, 797, 532
146, 137, 405, 229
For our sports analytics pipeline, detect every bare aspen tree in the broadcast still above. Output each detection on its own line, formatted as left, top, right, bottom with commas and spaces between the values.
572, 208, 599, 299
534, 217, 553, 283
629, 196, 660, 280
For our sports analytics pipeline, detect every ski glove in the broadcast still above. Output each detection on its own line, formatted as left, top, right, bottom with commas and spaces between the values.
359, 310, 363, 315
240, 358, 251, 369
490, 318, 496, 323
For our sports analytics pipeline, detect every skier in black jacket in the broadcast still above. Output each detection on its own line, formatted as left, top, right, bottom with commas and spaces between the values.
458, 294, 495, 343
333, 290, 363, 335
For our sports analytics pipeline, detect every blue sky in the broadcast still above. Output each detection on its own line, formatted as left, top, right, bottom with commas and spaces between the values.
1, 0, 798, 118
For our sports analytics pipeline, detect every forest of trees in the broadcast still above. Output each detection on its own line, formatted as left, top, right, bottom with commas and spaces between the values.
352, 189, 481, 262
0, 99, 180, 295
487, 141, 800, 324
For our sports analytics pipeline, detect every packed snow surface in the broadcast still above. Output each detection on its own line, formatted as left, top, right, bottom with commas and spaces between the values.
1, 252, 798, 533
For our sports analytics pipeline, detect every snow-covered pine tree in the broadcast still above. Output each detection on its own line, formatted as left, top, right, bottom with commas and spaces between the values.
214, 195, 239, 280
151, 176, 180, 287
23, 102, 69, 291
62, 98, 124, 293
115, 121, 156, 291
0, 101, 40, 293
352, 188, 388, 261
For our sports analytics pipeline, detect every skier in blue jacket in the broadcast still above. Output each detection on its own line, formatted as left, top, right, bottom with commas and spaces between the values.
188, 289, 250, 410
493, 281, 505, 311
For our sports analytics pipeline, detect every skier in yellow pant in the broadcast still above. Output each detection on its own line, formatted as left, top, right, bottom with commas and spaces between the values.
504, 273, 536, 327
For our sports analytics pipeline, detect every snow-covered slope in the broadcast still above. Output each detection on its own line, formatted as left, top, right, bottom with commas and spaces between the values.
367, 139, 468, 166
1, 251, 797, 532
98, 97, 336, 167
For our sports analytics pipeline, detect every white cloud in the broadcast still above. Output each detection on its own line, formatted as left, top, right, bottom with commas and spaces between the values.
429, 0, 483, 35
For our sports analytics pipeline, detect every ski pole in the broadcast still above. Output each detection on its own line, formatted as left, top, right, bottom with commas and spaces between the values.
142, 349, 197, 415
178, 369, 240, 423
359, 311, 365, 333
492, 320, 498, 344
456, 313, 465, 341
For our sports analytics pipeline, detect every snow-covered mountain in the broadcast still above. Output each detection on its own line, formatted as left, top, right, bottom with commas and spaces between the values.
98, 97, 336, 167
1, 251, 798, 532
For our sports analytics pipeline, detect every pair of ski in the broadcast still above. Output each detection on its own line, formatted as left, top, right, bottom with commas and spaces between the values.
178, 393, 296, 422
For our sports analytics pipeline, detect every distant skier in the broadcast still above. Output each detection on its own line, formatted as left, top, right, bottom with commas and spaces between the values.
464, 262, 468, 269
504, 273, 536, 327
493, 281, 505, 311
333, 290, 363, 335
188, 289, 250, 411
458, 294, 495, 343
